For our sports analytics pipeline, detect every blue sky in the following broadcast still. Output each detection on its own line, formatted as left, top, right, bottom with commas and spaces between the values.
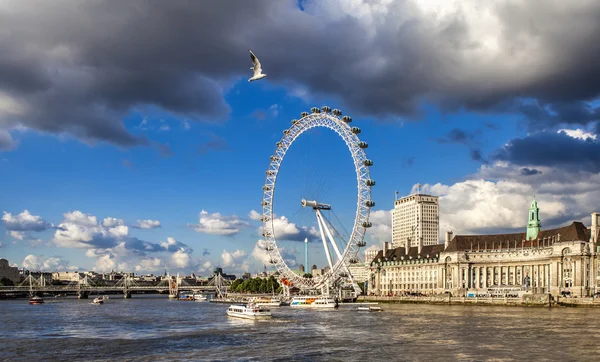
1, 1, 600, 276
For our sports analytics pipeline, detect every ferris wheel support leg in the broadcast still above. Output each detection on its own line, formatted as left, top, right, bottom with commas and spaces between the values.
316, 210, 334, 271
316, 209, 344, 261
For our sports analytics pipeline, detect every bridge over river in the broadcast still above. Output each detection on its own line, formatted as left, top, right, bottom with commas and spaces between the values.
0, 273, 231, 299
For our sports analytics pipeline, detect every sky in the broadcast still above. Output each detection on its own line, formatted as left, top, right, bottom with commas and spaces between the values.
1, 0, 600, 276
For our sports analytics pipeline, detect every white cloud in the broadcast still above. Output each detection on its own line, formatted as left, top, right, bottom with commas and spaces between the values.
94, 253, 117, 273
2, 210, 52, 231
248, 210, 262, 221
135, 257, 162, 272
221, 249, 247, 268
134, 219, 161, 229
102, 217, 125, 227
368, 209, 392, 242
251, 239, 271, 266
269, 104, 281, 117
191, 210, 250, 236
250, 239, 297, 269
63, 210, 98, 228
9, 231, 25, 240
171, 248, 191, 268
558, 129, 597, 141
198, 260, 213, 273
417, 162, 600, 236
22, 254, 72, 271
259, 214, 319, 242
0, 241, 3, 248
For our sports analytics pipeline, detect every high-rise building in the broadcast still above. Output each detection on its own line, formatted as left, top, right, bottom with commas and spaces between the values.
392, 192, 439, 247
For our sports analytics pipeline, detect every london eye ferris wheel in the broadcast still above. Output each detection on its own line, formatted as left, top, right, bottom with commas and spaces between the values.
260, 106, 375, 295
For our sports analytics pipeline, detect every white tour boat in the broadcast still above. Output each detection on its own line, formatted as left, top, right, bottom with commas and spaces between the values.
93, 296, 104, 304
226, 303, 272, 320
193, 294, 208, 302
290, 296, 338, 308
248, 297, 282, 307
357, 306, 382, 312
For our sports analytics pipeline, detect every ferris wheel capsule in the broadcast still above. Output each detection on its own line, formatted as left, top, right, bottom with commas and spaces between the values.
321, 106, 331, 113
301, 112, 309, 117
363, 159, 373, 166
365, 200, 375, 207
332, 109, 342, 116
351, 127, 361, 134
342, 116, 352, 123
310, 107, 321, 114
366, 179, 376, 186
358, 141, 368, 149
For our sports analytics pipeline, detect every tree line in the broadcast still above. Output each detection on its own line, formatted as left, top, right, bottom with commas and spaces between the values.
230, 276, 281, 294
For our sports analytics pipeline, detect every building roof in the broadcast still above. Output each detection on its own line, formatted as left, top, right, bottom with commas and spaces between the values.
445, 221, 590, 252
369, 221, 592, 264
371, 244, 445, 263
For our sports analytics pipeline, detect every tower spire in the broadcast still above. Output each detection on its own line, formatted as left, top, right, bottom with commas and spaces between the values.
526, 196, 542, 240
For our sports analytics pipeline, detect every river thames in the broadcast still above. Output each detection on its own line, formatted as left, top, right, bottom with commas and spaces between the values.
1, 296, 599, 361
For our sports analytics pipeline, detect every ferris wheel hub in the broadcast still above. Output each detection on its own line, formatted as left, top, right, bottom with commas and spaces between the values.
301, 199, 331, 210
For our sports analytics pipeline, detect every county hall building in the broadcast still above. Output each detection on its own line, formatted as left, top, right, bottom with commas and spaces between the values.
368, 196, 600, 298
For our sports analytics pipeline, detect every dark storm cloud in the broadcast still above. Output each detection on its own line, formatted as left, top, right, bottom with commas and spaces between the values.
436, 129, 481, 145
493, 132, 600, 173
0, 130, 15, 151
520, 168, 542, 176
1, 0, 600, 147
436, 128, 485, 162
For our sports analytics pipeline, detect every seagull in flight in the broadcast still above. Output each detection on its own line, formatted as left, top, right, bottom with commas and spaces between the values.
248, 49, 267, 82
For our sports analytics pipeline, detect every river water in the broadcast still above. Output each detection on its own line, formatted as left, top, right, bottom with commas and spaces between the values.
1, 295, 599, 361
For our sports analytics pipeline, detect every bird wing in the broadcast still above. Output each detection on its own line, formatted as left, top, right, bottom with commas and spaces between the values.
249, 49, 262, 75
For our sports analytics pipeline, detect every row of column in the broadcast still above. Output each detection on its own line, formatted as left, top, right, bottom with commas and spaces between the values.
462, 264, 551, 290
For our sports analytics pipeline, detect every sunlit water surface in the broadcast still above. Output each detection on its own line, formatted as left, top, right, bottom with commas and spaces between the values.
1, 295, 599, 361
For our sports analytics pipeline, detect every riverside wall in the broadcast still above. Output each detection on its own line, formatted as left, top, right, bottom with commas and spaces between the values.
357, 294, 600, 307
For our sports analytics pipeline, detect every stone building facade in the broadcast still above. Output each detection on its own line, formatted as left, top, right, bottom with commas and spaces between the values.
0, 258, 20, 284
369, 201, 600, 298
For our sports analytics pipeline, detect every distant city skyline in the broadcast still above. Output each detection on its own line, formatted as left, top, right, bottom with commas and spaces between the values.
2, 1, 600, 276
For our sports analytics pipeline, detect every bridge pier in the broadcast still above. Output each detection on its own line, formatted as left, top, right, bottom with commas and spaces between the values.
124, 291, 132, 299
77, 291, 89, 299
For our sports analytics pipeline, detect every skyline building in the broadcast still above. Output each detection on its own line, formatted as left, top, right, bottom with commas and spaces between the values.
392, 191, 439, 248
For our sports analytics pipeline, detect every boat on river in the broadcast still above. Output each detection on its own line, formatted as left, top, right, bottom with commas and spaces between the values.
248, 297, 282, 307
226, 303, 272, 320
29, 295, 44, 305
194, 294, 208, 302
357, 306, 382, 312
290, 296, 338, 308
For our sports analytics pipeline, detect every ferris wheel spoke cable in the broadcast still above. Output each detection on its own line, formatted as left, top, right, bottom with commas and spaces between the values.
330, 208, 351, 241
320, 212, 349, 260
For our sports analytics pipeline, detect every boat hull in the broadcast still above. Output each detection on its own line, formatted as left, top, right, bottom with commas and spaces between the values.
226, 311, 272, 320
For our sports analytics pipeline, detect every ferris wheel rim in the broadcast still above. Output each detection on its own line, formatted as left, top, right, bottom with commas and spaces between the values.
261, 108, 373, 291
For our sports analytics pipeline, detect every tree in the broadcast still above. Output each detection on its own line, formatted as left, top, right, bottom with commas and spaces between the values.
303, 273, 313, 278
0, 277, 14, 286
